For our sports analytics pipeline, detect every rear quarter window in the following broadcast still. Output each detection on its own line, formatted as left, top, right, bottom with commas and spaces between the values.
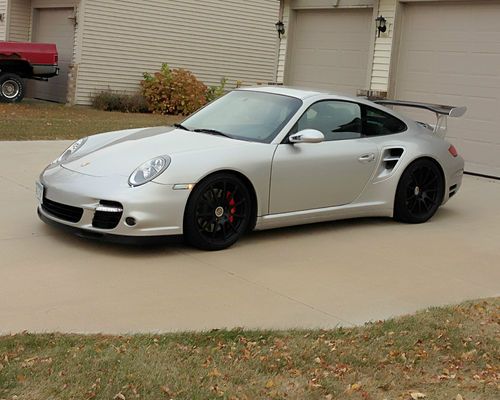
364, 106, 407, 136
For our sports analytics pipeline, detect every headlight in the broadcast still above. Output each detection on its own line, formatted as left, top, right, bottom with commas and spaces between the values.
53, 137, 87, 164
129, 156, 171, 187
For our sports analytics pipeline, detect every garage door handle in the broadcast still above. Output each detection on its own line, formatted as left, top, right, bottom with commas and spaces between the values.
358, 153, 375, 163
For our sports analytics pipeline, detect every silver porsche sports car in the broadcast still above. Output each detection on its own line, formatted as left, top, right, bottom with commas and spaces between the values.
37, 87, 465, 250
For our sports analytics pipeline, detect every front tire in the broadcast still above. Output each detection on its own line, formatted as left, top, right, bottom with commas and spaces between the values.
0, 73, 25, 103
394, 158, 444, 224
184, 173, 252, 250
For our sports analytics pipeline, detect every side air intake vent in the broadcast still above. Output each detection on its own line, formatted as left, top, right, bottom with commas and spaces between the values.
383, 148, 404, 171
375, 147, 405, 181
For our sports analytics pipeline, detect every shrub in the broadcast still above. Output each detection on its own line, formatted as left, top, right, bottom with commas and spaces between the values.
141, 63, 208, 115
91, 90, 148, 113
206, 77, 227, 103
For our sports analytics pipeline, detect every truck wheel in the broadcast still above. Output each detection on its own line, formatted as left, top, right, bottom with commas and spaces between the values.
0, 73, 25, 103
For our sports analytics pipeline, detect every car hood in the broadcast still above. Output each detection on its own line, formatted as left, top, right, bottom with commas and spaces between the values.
61, 126, 249, 177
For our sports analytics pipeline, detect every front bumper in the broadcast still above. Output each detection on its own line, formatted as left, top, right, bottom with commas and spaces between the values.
38, 165, 191, 238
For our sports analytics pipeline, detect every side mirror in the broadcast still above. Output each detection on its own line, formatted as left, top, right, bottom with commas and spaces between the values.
289, 129, 324, 144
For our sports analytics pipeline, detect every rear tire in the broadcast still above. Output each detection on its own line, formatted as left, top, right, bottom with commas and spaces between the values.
184, 173, 251, 251
394, 158, 444, 224
0, 73, 25, 103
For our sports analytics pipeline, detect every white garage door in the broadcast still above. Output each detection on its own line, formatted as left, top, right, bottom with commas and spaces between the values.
30, 7, 75, 103
287, 8, 372, 96
395, 1, 500, 177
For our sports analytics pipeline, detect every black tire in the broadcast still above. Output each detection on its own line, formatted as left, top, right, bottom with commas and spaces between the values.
0, 73, 25, 103
394, 158, 445, 224
184, 173, 252, 250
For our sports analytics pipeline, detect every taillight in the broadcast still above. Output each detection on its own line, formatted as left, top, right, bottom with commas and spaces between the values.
448, 145, 458, 157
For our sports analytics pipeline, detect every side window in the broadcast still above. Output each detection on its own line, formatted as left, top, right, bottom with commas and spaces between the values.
296, 101, 363, 141
364, 106, 407, 136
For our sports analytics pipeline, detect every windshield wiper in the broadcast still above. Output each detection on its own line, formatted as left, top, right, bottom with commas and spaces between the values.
193, 128, 233, 138
174, 123, 191, 131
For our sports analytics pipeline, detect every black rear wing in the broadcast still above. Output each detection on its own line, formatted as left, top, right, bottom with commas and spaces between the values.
374, 100, 467, 137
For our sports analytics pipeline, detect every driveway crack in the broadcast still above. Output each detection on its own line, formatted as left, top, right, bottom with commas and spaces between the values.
180, 250, 354, 326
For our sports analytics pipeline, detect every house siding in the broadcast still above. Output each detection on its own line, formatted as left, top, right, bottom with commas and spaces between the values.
276, 1, 290, 83
75, 0, 280, 105
8, 0, 31, 42
0, 0, 8, 40
370, 0, 396, 92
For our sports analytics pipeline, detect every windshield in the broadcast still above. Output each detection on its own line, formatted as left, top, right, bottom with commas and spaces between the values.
182, 91, 303, 143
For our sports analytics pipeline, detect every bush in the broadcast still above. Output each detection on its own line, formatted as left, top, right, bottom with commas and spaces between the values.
141, 63, 208, 115
206, 77, 227, 103
91, 90, 148, 113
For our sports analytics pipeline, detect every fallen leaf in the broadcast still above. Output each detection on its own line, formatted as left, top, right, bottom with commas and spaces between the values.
161, 385, 174, 396
16, 374, 26, 383
410, 392, 426, 399
346, 382, 362, 393
265, 379, 275, 389
113, 393, 126, 400
456, 395, 464, 400
208, 368, 222, 377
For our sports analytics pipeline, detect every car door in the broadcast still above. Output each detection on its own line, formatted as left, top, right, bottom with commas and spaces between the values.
270, 100, 379, 214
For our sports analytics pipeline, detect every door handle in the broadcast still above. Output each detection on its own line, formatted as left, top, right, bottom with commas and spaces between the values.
358, 153, 375, 163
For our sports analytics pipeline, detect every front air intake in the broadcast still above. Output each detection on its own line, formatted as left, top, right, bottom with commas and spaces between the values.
42, 197, 84, 223
92, 201, 123, 229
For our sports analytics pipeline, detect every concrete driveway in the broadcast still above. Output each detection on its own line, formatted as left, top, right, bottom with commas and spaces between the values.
0, 141, 499, 334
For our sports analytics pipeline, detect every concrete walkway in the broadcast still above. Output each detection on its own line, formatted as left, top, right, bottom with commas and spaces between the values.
0, 141, 499, 334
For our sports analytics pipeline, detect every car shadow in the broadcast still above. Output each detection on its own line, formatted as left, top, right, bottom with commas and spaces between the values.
38, 206, 460, 256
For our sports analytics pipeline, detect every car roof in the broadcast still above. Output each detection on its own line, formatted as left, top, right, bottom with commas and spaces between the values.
237, 85, 345, 100
236, 86, 418, 129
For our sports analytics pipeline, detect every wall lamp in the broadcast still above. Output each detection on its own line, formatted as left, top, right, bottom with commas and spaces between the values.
375, 15, 387, 37
275, 20, 285, 39
0, 13, 5, 22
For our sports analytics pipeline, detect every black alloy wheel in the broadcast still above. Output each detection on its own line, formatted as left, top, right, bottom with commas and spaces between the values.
394, 159, 444, 223
184, 173, 252, 250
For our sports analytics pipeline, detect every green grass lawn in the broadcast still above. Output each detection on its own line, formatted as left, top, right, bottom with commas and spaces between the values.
0, 298, 498, 400
0, 100, 183, 141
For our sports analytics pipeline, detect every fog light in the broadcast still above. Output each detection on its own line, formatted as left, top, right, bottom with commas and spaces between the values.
125, 217, 136, 226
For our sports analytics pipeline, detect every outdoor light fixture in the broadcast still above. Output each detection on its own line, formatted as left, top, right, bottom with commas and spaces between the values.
0, 13, 5, 22
275, 20, 285, 39
376, 15, 387, 37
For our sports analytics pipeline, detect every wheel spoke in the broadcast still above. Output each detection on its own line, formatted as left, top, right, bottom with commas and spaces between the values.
197, 211, 213, 218
423, 176, 438, 188
234, 199, 246, 207
228, 221, 238, 233
231, 185, 239, 200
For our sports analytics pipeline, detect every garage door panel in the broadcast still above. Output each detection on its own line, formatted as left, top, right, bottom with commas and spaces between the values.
291, 65, 364, 88
288, 8, 372, 95
451, 138, 500, 176
395, 1, 500, 177
29, 7, 75, 103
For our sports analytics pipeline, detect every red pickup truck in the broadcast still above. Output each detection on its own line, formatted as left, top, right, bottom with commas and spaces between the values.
0, 42, 59, 103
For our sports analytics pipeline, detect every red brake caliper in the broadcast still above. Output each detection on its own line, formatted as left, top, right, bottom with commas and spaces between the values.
227, 192, 236, 223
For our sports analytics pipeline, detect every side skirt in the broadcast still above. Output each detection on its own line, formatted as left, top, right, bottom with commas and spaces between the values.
254, 201, 392, 231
